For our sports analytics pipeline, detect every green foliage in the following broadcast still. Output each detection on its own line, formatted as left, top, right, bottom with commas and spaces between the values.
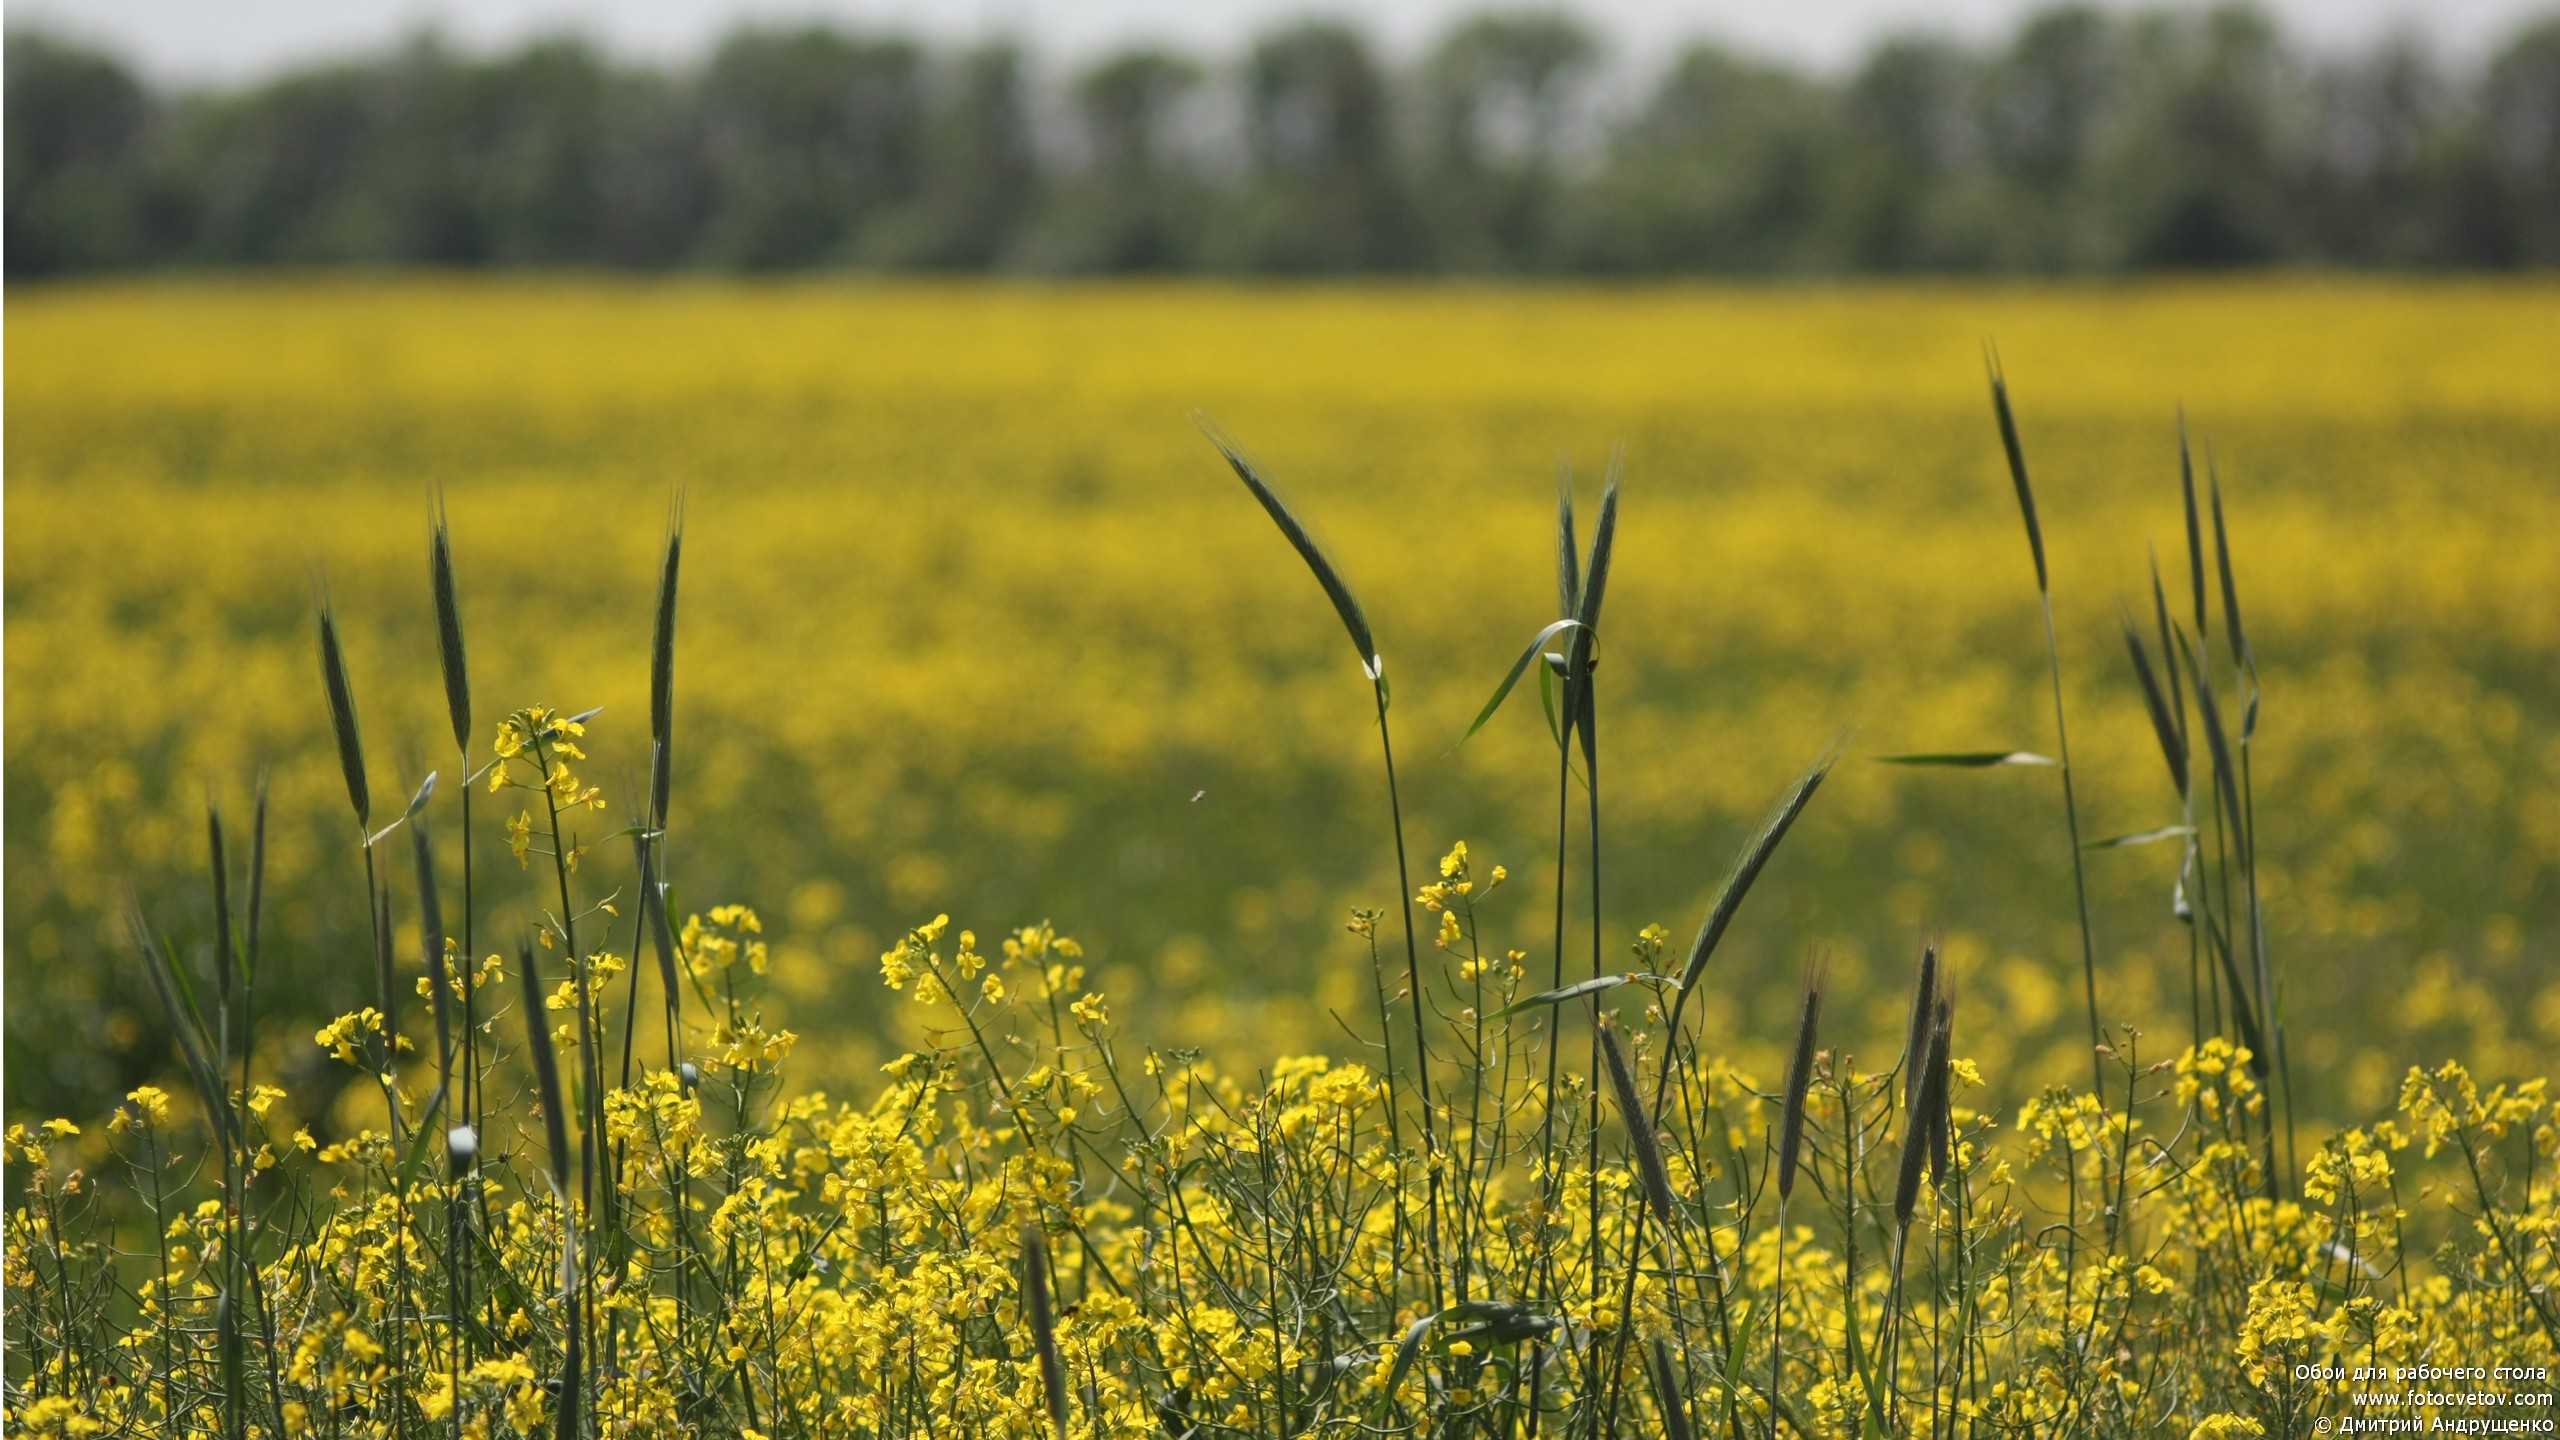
11, 8, 2560, 278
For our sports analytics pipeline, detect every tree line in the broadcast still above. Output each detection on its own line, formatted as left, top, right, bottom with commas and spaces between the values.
9, 4, 2559, 278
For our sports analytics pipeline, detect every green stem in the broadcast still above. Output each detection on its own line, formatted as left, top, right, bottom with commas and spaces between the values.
1373, 676, 1444, 1316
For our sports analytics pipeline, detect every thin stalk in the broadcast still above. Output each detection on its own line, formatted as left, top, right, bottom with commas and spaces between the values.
2034, 594, 2104, 1100
1988, 362, 2105, 1097
1372, 676, 1445, 1315
528, 727, 600, 1432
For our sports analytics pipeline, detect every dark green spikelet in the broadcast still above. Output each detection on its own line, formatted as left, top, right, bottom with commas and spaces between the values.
2216, 497, 2264, 743
1564, 464, 1620, 761
1900, 943, 1937, 1114
518, 941, 571, 1190
2179, 627, 2249, 869
1556, 457, 1580, 619
2179, 414, 2209, 636
1196, 415, 1379, 677
431, 495, 472, 755
1573, 464, 1621, 650
1927, 993, 1955, 1188
1022, 1224, 1067, 1439
2149, 555, 2188, 753
1649, 1336, 1694, 1440
1599, 1022, 1676, 1224
1894, 1004, 1948, 1227
1777, 958, 1826, 1203
632, 831, 681, 1016
1676, 736, 1846, 1001
1986, 350, 2048, 595
650, 494, 684, 828
207, 805, 234, 1015
2211, 456, 2252, 671
2122, 616, 2188, 795
316, 597, 370, 827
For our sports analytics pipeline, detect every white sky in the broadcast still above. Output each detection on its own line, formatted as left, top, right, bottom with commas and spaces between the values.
11, 0, 2553, 85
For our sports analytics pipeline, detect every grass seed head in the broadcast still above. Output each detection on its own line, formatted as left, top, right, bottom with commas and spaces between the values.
650, 496, 683, 826
518, 940, 571, 1191
1778, 955, 1826, 1203
1555, 456, 1579, 619
1927, 992, 1955, 1189
431, 496, 471, 755
315, 598, 369, 827
1599, 1020, 1676, 1224
1901, 941, 1937, 1114
1678, 737, 1845, 1002
1895, 996, 1950, 1227
1022, 1223, 1066, 1438
1986, 348, 2047, 595
1197, 414, 1379, 679
1650, 1336, 1694, 1440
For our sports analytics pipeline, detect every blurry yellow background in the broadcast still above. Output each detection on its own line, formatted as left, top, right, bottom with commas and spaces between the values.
7, 278, 2556, 1123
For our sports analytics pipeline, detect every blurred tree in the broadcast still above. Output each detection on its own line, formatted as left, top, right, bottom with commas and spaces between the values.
1979, 7, 2126, 267
160, 54, 411, 264
457, 40, 618, 265
5, 33, 158, 275
1418, 11, 1599, 270
1574, 44, 1840, 271
7, 5, 2556, 278
1225, 21, 1413, 271
2298, 38, 2482, 266
1839, 36, 1986, 269
2483, 19, 2560, 263
2107, 7, 2293, 267
696, 27, 924, 269
867, 44, 1038, 267
1020, 48, 1206, 271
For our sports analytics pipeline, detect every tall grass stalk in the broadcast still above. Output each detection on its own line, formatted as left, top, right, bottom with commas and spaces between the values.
1566, 463, 1620, 1341
1986, 358, 2106, 1101
1201, 419, 1446, 1312
2210, 457, 2293, 1190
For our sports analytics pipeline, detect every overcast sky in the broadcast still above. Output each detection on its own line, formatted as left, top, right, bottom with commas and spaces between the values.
15, 0, 2555, 84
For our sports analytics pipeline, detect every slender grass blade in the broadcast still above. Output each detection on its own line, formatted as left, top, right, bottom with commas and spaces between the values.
1777, 959, 1825, 1202
1485, 971, 1663, 1021
1987, 352, 2048, 594
1196, 416, 1379, 675
1458, 619, 1587, 747
1676, 735, 1847, 999
652, 495, 684, 827
1599, 1023, 1677, 1224
2121, 618, 2188, 794
431, 492, 472, 754
316, 597, 369, 827
1022, 1225, 1067, 1438
2084, 825, 2195, 849
1874, 751, 2057, 768
1556, 458, 1579, 619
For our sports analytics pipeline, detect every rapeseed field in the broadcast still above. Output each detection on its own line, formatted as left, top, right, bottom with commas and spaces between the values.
6, 278, 2558, 1437
7, 279, 2557, 1124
